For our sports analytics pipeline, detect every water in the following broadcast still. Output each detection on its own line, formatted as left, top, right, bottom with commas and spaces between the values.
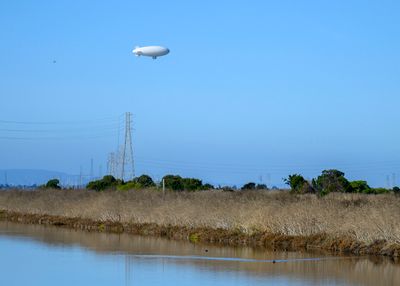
0, 222, 398, 286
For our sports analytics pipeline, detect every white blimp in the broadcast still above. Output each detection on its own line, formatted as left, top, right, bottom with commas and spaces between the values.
132, 46, 170, 59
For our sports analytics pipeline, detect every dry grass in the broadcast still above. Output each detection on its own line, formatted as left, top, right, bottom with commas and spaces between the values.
0, 189, 399, 245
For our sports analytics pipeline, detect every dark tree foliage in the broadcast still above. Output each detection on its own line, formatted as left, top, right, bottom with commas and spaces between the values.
161, 175, 212, 191
365, 188, 390, 194
203, 183, 214, 190
182, 178, 203, 191
87, 175, 119, 191
117, 174, 157, 191
256, 184, 268, 190
135, 174, 156, 188
162, 175, 184, 191
241, 182, 256, 190
44, 179, 61, 189
393, 186, 400, 195
312, 169, 352, 196
350, 180, 370, 193
102, 175, 117, 185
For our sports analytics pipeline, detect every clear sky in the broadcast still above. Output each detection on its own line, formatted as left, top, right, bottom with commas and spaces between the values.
1, 1, 399, 187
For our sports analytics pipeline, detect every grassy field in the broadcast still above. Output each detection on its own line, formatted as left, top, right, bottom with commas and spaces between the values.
0, 189, 399, 255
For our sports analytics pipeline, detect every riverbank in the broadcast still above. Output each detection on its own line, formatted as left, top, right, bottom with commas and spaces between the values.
0, 189, 399, 258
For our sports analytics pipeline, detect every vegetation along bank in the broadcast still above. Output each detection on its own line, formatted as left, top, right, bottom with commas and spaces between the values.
1, 169, 399, 259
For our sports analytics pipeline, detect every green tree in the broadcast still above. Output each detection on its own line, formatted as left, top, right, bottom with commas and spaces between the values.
162, 175, 184, 191
44, 179, 61, 189
135, 174, 156, 188
312, 169, 352, 195
87, 175, 119, 191
284, 174, 306, 193
350, 180, 370, 193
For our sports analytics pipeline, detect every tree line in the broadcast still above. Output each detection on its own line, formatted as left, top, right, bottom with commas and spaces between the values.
284, 169, 400, 196
85, 174, 214, 192
39, 169, 399, 195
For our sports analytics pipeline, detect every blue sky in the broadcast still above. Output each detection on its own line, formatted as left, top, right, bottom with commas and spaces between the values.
1, 1, 399, 187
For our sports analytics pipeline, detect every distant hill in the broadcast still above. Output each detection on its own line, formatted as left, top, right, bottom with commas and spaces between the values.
0, 169, 86, 187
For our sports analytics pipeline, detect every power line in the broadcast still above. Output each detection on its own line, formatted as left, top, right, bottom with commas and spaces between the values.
0, 115, 123, 125
0, 114, 126, 141
0, 133, 120, 140
0, 125, 124, 133
135, 156, 400, 169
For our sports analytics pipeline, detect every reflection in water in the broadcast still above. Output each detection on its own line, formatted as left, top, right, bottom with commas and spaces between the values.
127, 254, 350, 263
0, 221, 399, 286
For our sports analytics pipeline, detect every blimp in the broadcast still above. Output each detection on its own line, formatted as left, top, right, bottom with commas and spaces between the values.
132, 46, 170, 59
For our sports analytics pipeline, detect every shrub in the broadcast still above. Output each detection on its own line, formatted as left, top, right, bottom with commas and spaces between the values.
117, 181, 140, 191
393, 186, 400, 194
367, 188, 390, 194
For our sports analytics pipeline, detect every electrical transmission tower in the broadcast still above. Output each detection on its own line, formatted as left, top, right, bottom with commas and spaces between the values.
120, 112, 135, 181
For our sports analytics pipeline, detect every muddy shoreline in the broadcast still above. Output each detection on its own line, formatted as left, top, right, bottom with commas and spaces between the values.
1, 209, 399, 258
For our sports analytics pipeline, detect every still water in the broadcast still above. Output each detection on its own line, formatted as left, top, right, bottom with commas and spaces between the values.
0, 221, 398, 286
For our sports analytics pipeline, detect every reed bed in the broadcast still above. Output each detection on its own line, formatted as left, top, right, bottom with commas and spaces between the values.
0, 188, 399, 246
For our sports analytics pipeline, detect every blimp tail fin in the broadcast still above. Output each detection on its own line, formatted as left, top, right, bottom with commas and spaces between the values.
133, 46, 141, 56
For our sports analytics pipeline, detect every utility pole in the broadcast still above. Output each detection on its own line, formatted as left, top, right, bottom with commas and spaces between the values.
162, 178, 165, 200
121, 112, 135, 181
